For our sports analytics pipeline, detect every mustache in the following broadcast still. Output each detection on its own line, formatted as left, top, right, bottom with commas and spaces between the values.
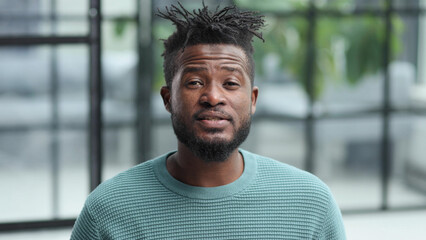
192, 108, 233, 122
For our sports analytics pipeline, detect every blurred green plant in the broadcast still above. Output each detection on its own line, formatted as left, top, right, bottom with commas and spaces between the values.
236, 0, 404, 100
114, 17, 128, 37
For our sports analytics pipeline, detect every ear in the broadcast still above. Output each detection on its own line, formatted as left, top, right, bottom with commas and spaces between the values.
160, 86, 172, 113
250, 86, 259, 115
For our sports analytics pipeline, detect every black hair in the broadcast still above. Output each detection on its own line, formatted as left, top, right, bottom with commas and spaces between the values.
157, 2, 265, 88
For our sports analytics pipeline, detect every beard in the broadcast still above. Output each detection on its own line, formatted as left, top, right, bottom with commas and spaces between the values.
170, 108, 251, 162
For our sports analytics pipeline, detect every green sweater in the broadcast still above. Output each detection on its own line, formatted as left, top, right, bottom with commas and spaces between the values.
71, 149, 346, 239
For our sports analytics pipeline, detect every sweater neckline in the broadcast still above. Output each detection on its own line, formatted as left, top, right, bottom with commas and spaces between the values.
152, 149, 257, 200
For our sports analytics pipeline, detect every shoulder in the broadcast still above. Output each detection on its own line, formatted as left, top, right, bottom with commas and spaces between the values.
241, 150, 346, 239
84, 153, 170, 212
241, 149, 332, 200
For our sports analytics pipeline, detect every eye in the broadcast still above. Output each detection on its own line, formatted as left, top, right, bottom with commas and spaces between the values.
186, 79, 203, 88
223, 80, 240, 89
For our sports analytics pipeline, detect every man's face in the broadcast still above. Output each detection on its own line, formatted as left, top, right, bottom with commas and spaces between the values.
161, 44, 258, 162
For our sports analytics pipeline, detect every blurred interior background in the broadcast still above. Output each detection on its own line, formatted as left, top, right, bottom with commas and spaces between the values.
0, 0, 426, 239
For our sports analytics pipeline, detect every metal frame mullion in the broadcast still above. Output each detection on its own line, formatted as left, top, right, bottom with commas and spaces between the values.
49, 0, 60, 219
303, 1, 317, 173
0, 36, 89, 45
380, 0, 394, 211
136, 0, 154, 164
0, 219, 76, 232
88, 0, 103, 191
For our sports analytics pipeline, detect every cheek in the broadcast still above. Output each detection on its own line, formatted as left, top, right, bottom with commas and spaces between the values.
179, 92, 200, 107
232, 96, 252, 115
171, 94, 194, 115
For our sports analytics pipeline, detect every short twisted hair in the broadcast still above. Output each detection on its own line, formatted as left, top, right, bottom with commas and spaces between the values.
157, 2, 265, 88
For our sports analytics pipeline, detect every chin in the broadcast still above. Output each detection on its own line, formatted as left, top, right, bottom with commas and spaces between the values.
197, 133, 233, 144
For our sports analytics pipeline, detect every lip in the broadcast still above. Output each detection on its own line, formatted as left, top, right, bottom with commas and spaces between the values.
197, 118, 229, 129
196, 111, 231, 121
195, 111, 232, 129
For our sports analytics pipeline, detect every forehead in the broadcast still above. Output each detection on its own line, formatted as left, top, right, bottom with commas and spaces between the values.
176, 44, 249, 71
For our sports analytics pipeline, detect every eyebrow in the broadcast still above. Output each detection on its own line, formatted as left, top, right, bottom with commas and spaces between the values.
221, 66, 244, 76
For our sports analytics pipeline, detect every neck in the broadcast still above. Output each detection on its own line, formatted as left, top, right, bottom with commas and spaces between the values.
166, 142, 244, 187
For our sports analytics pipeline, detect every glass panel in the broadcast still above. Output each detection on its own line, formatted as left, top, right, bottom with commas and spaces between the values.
389, 114, 426, 208
103, 0, 136, 16
235, 0, 309, 11
0, 130, 52, 222
103, 127, 137, 180
0, 45, 89, 222
316, 17, 386, 114
410, 15, 426, 108
315, 0, 385, 10
54, 20, 88, 35
101, 20, 138, 180
0, 0, 51, 15
55, 0, 88, 35
0, 47, 50, 126
389, 16, 421, 107
152, 120, 177, 157
315, 116, 382, 210
56, 46, 89, 218
420, 15, 426, 84
57, 0, 87, 15
0, 0, 47, 36
243, 120, 306, 170
394, 0, 426, 8
58, 129, 89, 218
102, 21, 137, 52
0, 19, 88, 36
388, 15, 418, 108
57, 46, 89, 123
254, 17, 309, 118
0, 0, 88, 36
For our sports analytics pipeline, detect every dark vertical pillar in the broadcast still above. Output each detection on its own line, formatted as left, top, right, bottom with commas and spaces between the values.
49, 0, 60, 218
136, 0, 153, 163
380, 0, 393, 210
304, 1, 317, 173
89, 0, 103, 191
413, 1, 420, 82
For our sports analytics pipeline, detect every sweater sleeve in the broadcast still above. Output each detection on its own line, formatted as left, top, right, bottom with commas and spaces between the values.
70, 203, 101, 240
319, 192, 347, 240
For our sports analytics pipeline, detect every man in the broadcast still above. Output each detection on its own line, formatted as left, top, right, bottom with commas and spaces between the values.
71, 2, 346, 239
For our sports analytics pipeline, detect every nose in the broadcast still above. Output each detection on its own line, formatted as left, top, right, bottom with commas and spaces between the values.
199, 82, 225, 107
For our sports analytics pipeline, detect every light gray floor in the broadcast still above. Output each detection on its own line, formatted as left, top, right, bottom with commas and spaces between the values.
1, 210, 425, 240
344, 210, 426, 240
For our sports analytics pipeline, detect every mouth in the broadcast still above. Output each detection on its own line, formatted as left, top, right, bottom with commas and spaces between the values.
198, 116, 226, 121
195, 111, 232, 128
196, 111, 231, 121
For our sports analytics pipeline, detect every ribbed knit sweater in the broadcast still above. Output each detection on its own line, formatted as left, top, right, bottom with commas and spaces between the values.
71, 149, 346, 239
